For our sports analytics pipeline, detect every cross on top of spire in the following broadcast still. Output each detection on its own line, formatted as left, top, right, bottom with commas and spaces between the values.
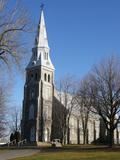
40, 3, 44, 10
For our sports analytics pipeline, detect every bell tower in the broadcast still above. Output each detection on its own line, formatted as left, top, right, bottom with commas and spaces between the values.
21, 6, 55, 143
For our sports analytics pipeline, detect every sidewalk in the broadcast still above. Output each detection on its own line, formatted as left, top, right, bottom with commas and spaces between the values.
0, 149, 40, 160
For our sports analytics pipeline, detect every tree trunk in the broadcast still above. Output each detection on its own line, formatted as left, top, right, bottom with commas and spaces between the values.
83, 129, 88, 144
108, 130, 114, 147
62, 128, 67, 145
67, 127, 70, 144
77, 120, 80, 144
67, 117, 70, 144
83, 132, 86, 144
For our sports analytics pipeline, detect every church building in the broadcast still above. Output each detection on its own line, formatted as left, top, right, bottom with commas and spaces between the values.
21, 7, 120, 145
21, 8, 54, 143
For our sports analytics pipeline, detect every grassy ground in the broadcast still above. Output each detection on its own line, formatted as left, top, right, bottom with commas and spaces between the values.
0, 149, 6, 152
11, 151, 120, 160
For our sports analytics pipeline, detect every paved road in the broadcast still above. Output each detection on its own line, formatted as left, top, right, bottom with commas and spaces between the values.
0, 149, 40, 160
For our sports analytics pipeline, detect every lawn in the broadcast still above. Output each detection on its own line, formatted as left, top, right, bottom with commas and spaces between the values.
11, 151, 120, 160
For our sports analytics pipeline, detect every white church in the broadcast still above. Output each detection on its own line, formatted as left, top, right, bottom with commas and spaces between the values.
21, 7, 120, 145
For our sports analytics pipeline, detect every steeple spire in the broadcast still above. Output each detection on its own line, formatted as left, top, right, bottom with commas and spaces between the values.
35, 5, 49, 48
27, 5, 54, 70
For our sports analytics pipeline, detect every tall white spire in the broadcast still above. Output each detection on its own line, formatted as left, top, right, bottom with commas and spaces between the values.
35, 8, 49, 48
27, 6, 54, 70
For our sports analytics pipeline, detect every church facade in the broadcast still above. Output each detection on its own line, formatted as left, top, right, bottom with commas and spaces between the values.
21, 8, 120, 145
21, 9, 54, 143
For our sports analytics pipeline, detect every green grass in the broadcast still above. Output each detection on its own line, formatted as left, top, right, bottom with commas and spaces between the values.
11, 151, 120, 160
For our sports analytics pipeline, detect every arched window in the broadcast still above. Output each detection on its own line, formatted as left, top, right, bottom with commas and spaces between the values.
44, 52, 48, 60
48, 74, 50, 83
31, 91, 35, 99
29, 104, 34, 120
44, 73, 47, 81
30, 89, 35, 99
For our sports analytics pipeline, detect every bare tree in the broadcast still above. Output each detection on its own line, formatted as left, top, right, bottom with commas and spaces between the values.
8, 106, 21, 143
0, 86, 7, 138
0, 86, 6, 138
0, 0, 31, 138
9, 107, 21, 133
89, 55, 120, 147
0, 0, 31, 68
75, 77, 92, 144
56, 75, 77, 144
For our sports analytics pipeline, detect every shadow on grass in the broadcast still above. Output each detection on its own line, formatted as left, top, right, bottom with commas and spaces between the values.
40, 144, 120, 153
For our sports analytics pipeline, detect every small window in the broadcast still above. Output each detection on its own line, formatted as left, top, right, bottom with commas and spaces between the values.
31, 92, 34, 98
32, 61, 36, 65
31, 74, 34, 80
31, 90, 35, 99
44, 73, 47, 81
44, 52, 48, 60
48, 74, 50, 83
29, 104, 34, 120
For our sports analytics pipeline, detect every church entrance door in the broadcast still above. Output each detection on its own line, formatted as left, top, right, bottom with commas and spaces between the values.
30, 126, 35, 142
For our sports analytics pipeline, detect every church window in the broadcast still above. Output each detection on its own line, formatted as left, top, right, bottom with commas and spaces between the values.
32, 61, 36, 65
44, 52, 48, 60
44, 73, 47, 81
31, 92, 34, 98
29, 104, 34, 120
43, 106, 49, 120
30, 90, 35, 99
48, 74, 50, 83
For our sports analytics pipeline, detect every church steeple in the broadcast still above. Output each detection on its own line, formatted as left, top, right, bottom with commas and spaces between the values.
22, 5, 54, 143
35, 7, 49, 49
27, 6, 54, 70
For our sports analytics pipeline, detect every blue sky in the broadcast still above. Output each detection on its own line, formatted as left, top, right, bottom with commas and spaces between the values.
11, 0, 120, 107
